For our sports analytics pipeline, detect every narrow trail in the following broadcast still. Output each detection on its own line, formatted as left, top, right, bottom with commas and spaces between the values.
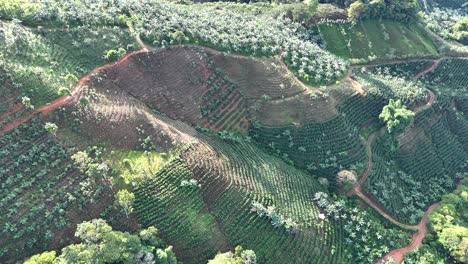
350, 60, 439, 264
377, 203, 439, 264
414, 59, 441, 79
0, 48, 150, 135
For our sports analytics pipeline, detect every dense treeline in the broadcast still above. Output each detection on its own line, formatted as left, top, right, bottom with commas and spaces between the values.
24, 219, 178, 264
405, 178, 467, 263
346, 0, 419, 22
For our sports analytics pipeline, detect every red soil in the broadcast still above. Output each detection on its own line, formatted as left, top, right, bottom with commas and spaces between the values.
0, 48, 149, 135
376, 203, 439, 264
346, 68, 366, 95
350, 63, 438, 263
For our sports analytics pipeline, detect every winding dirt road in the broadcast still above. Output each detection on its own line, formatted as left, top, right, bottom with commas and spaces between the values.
0, 48, 150, 135
0, 33, 450, 264
349, 60, 439, 264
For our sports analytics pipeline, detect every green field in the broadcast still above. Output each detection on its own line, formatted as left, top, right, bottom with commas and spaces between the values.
318, 20, 439, 63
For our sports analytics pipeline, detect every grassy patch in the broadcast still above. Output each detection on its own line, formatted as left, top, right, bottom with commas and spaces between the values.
318, 20, 439, 63
104, 150, 174, 187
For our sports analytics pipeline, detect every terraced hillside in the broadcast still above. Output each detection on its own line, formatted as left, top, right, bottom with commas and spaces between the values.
1, 1, 467, 264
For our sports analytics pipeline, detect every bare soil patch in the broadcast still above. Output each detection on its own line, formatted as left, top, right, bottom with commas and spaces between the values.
252, 84, 353, 126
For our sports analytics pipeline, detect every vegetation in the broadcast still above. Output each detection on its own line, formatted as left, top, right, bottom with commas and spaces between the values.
24, 219, 178, 264
421, 58, 468, 97
318, 20, 438, 63
0, 1, 466, 264
379, 99, 415, 134
0, 20, 136, 106
314, 192, 411, 263
208, 246, 257, 264
428, 179, 467, 263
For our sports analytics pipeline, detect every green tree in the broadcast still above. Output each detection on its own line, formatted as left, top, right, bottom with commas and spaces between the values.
429, 181, 467, 263
44, 122, 58, 135
348, 1, 367, 22
115, 189, 135, 218
379, 99, 415, 133
208, 246, 256, 264
25, 219, 178, 264
104, 48, 126, 62
21, 96, 34, 110
24, 251, 56, 264
58, 87, 71, 96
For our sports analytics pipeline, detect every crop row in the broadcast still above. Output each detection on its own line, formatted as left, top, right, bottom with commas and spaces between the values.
199, 71, 249, 133
250, 116, 367, 182
134, 133, 346, 263
421, 58, 468, 97
134, 158, 226, 264
364, 102, 466, 224
363, 61, 434, 79
0, 118, 90, 261
183, 138, 346, 263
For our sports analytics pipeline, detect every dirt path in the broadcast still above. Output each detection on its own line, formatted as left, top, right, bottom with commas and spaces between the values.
0, 48, 149, 135
346, 68, 366, 95
414, 59, 441, 79
350, 79, 437, 263
376, 203, 439, 264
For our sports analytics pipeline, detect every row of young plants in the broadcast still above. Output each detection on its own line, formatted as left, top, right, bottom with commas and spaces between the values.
1, 0, 348, 85
199, 69, 249, 133
251, 202, 298, 232
179, 138, 346, 263
364, 100, 466, 225
313, 192, 411, 263
0, 119, 117, 262
364, 61, 434, 80
133, 157, 227, 264
250, 115, 367, 184
421, 58, 468, 97
354, 69, 428, 106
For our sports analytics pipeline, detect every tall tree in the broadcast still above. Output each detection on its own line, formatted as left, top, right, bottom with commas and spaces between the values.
379, 99, 415, 133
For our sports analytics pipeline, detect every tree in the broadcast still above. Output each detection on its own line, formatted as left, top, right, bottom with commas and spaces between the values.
58, 87, 71, 96
451, 17, 468, 45
25, 219, 178, 264
21, 96, 34, 110
24, 251, 56, 264
208, 246, 256, 264
104, 48, 126, 61
115, 189, 135, 218
429, 182, 468, 263
348, 1, 367, 22
44, 122, 58, 135
379, 99, 415, 133
156, 246, 178, 264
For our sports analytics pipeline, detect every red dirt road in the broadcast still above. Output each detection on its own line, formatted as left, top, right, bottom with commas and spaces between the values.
0, 48, 149, 135
376, 203, 439, 264
351, 59, 440, 263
